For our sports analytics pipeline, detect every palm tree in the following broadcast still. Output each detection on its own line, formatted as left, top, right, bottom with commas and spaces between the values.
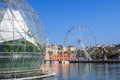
76, 50, 84, 60
94, 47, 103, 60
104, 46, 112, 60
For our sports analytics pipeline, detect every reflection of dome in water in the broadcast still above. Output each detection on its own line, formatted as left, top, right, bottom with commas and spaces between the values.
0, 0, 46, 79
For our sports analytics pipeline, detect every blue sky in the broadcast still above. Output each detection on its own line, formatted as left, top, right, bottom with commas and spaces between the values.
27, 0, 120, 45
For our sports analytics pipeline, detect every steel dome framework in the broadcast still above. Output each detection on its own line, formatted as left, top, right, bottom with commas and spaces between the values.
0, 0, 46, 79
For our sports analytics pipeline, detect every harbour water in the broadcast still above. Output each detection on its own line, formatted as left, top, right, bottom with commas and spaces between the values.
41, 63, 120, 80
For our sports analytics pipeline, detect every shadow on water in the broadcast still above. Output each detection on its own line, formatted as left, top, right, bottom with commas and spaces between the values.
40, 63, 120, 80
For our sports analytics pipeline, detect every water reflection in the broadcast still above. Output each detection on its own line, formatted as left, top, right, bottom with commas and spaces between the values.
41, 63, 120, 80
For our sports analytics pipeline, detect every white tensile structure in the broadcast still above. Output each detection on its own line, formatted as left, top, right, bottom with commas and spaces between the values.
1, 9, 37, 46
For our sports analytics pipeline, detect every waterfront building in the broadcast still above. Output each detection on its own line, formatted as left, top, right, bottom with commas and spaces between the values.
67, 46, 75, 53
45, 53, 50, 60
46, 44, 58, 54
46, 44, 75, 54
45, 44, 75, 61
45, 53, 76, 61
52, 54, 71, 61
45, 43, 120, 61
0, 0, 46, 79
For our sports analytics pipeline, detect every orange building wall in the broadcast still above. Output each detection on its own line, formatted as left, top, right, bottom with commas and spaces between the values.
44, 53, 50, 60
44, 53, 76, 61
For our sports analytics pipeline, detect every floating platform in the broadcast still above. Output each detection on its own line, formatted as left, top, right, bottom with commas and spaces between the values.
44, 60, 120, 63
70, 60, 120, 63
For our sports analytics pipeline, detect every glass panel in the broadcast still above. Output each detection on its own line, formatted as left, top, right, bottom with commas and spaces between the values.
20, 11, 34, 32
11, 53, 23, 69
14, 32, 26, 41
22, 53, 34, 69
0, 44, 13, 52
3, 9, 13, 20
14, 21, 27, 33
0, 20, 13, 32
31, 53, 41, 68
13, 38, 26, 44
20, 53, 25, 69
14, 45, 26, 52
26, 45, 34, 52
0, 32, 14, 45
0, 52, 12, 71
32, 16, 41, 42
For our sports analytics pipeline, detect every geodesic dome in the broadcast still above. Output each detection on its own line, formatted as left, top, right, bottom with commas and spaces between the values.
0, 0, 46, 79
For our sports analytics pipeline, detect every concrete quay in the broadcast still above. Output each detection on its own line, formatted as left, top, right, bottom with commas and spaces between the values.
70, 60, 120, 63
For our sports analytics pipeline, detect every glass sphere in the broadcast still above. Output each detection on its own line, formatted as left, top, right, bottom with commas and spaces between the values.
0, 0, 46, 79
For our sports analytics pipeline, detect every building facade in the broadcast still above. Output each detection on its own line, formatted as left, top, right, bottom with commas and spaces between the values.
45, 44, 75, 61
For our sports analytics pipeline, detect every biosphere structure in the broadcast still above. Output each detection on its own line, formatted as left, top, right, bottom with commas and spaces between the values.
0, 0, 46, 79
